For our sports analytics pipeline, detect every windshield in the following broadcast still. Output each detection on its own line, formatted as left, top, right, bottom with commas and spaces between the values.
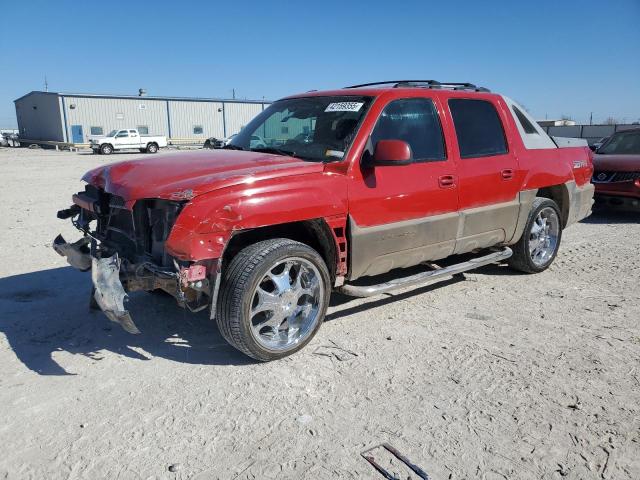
598, 130, 640, 154
228, 96, 373, 162
107, 130, 118, 137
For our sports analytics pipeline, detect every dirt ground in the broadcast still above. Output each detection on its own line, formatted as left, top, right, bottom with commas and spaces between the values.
1, 147, 639, 480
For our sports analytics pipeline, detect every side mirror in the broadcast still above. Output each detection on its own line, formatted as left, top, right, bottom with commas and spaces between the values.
372, 140, 412, 165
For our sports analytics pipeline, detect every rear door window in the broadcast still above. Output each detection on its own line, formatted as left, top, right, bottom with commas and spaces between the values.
371, 98, 446, 161
448, 99, 508, 158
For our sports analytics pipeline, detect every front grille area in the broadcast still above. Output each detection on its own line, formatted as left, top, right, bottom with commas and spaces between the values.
76, 186, 184, 267
592, 171, 640, 183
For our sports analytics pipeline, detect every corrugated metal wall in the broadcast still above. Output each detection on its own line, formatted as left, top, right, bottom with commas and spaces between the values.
63, 96, 168, 143
542, 124, 640, 145
223, 103, 265, 137
15, 92, 272, 143
168, 100, 224, 139
14, 93, 65, 141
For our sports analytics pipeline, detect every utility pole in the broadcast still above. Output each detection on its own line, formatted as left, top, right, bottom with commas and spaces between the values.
44, 75, 48, 92
589, 112, 593, 125
232, 88, 236, 99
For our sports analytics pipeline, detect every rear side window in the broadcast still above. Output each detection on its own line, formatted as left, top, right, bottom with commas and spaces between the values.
371, 98, 446, 161
449, 99, 507, 158
512, 105, 538, 134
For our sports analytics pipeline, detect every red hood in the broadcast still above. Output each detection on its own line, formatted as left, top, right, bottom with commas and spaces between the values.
593, 154, 640, 171
82, 150, 325, 201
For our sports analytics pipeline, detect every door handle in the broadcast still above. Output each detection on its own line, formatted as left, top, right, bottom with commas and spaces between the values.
501, 169, 514, 180
438, 175, 456, 188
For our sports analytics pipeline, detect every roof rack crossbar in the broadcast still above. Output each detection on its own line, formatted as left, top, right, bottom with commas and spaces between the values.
344, 80, 490, 92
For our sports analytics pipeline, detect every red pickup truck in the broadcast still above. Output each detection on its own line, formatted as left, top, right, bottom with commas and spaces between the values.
54, 80, 595, 361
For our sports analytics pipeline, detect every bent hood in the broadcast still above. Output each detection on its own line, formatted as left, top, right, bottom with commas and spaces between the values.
593, 154, 640, 171
83, 149, 325, 201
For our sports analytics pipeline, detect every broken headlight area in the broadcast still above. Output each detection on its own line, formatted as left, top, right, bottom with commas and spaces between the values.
54, 185, 213, 333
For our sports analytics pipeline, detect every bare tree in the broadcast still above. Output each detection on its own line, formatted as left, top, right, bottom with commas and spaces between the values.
604, 117, 618, 125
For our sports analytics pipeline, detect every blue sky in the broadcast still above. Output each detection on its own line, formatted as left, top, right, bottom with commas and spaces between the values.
1, 0, 639, 127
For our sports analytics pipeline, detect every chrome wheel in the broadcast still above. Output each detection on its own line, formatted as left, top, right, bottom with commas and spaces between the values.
249, 257, 324, 351
528, 207, 559, 267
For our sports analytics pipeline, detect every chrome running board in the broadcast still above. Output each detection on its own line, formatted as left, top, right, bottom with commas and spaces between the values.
337, 247, 512, 298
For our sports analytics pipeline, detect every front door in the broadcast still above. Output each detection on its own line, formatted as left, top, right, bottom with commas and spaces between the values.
445, 97, 521, 254
114, 130, 130, 148
71, 125, 83, 144
348, 96, 459, 279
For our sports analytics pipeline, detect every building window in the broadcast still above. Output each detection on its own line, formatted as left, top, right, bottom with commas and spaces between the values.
90, 126, 104, 136
281, 126, 289, 134
448, 99, 508, 158
193, 125, 204, 135
137, 125, 149, 135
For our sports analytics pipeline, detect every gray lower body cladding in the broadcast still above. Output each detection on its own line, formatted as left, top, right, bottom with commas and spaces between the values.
347, 181, 594, 281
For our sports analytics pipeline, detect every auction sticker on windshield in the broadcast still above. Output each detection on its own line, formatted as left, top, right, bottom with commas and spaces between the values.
325, 102, 364, 112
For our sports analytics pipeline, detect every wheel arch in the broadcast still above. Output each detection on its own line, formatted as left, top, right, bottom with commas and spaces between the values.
536, 184, 570, 227
222, 219, 340, 282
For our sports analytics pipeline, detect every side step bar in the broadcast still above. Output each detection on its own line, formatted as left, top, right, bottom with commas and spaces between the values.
337, 247, 512, 298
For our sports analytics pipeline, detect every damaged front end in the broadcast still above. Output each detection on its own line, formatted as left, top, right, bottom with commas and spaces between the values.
54, 185, 213, 333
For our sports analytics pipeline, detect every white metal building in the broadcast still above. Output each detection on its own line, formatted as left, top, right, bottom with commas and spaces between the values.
14, 91, 270, 144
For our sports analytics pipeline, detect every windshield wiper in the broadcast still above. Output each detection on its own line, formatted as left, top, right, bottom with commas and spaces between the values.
250, 147, 297, 157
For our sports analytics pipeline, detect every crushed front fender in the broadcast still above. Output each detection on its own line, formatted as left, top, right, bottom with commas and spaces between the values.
91, 254, 140, 334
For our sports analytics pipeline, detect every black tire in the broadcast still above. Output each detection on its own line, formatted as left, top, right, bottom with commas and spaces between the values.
216, 238, 331, 361
100, 144, 113, 155
509, 197, 562, 273
146, 143, 158, 153
92, 149, 100, 155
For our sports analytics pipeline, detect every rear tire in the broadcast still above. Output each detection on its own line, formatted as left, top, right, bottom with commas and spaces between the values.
100, 144, 113, 155
216, 239, 330, 361
509, 197, 562, 273
146, 143, 158, 153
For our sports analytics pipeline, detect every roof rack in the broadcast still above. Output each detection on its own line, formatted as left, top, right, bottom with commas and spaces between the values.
344, 80, 490, 92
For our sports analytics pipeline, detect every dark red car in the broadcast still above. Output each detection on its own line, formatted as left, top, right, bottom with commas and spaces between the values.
592, 128, 640, 209
54, 80, 594, 361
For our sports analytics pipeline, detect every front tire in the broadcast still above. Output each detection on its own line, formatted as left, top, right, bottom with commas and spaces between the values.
216, 239, 330, 361
100, 144, 113, 155
509, 197, 562, 273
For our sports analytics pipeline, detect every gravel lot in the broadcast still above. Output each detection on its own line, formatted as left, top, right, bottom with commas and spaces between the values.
1, 147, 639, 480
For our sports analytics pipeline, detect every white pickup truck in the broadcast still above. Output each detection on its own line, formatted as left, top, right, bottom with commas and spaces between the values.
90, 129, 168, 154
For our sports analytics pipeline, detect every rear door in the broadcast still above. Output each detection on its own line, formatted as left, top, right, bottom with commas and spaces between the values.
128, 129, 141, 147
348, 96, 459, 279
445, 96, 521, 253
